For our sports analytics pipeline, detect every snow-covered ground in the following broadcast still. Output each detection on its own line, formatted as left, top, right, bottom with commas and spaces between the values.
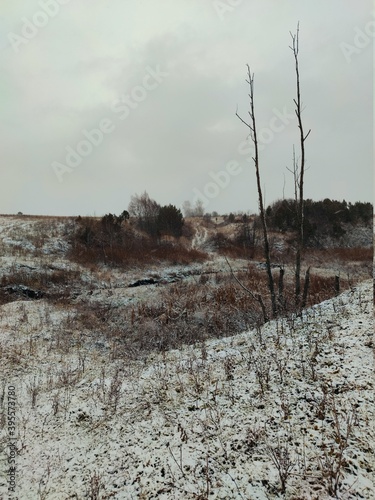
0, 277, 373, 499
0, 215, 373, 499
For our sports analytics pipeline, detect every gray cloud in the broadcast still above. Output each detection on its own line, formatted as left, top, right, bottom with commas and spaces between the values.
1, 0, 373, 215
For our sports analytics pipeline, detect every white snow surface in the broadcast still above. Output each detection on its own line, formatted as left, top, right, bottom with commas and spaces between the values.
0, 278, 373, 499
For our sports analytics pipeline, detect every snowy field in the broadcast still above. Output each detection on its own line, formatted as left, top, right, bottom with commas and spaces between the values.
0, 215, 373, 499
0, 280, 373, 498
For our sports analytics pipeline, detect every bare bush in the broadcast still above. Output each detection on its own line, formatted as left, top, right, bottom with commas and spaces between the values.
266, 439, 295, 494
95, 367, 122, 411
26, 376, 42, 408
317, 391, 357, 496
86, 471, 104, 500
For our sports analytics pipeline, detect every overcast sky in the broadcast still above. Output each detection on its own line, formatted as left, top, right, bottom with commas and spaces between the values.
1, 0, 373, 216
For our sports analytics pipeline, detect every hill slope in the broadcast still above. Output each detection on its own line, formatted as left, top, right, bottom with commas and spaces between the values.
0, 278, 373, 499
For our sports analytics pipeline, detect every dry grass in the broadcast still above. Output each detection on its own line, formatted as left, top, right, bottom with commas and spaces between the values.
0, 267, 82, 305
326, 247, 372, 262
64, 277, 264, 358
304, 247, 372, 264
0, 214, 76, 220
69, 241, 207, 268
58, 262, 360, 360
305, 274, 343, 305
0, 215, 371, 353
68, 217, 207, 268
0, 216, 75, 258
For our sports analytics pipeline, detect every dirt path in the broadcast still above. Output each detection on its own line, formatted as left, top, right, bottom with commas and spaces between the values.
191, 226, 208, 250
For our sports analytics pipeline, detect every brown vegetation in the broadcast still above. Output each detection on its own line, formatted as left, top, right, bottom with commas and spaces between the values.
68, 217, 207, 268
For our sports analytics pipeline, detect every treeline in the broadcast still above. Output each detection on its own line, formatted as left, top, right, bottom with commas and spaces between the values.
69, 192, 203, 267
128, 192, 184, 238
265, 199, 373, 244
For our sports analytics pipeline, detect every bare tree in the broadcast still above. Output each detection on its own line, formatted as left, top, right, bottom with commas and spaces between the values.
193, 199, 205, 217
290, 23, 311, 310
182, 200, 193, 217
236, 67, 277, 318
236, 24, 311, 318
128, 191, 160, 237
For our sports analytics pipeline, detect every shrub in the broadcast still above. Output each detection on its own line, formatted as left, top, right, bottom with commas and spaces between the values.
157, 204, 184, 238
68, 216, 206, 268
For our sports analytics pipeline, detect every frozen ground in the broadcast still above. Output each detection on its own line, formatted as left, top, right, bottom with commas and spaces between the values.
0, 215, 373, 499
0, 279, 373, 499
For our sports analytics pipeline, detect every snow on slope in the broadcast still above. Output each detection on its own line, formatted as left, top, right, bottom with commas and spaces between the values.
0, 280, 373, 499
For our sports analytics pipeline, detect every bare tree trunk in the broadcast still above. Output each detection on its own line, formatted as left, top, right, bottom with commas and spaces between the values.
290, 24, 311, 311
236, 67, 277, 317
301, 266, 310, 309
334, 275, 340, 296
278, 267, 285, 311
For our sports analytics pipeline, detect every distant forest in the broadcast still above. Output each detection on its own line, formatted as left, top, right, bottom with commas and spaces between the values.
265, 199, 373, 245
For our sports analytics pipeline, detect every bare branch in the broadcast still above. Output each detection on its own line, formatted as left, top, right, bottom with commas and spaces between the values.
224, 257, 258, 300
235, 111, 252, 130
224, 257, 269, 323
304, 129, 311, 141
